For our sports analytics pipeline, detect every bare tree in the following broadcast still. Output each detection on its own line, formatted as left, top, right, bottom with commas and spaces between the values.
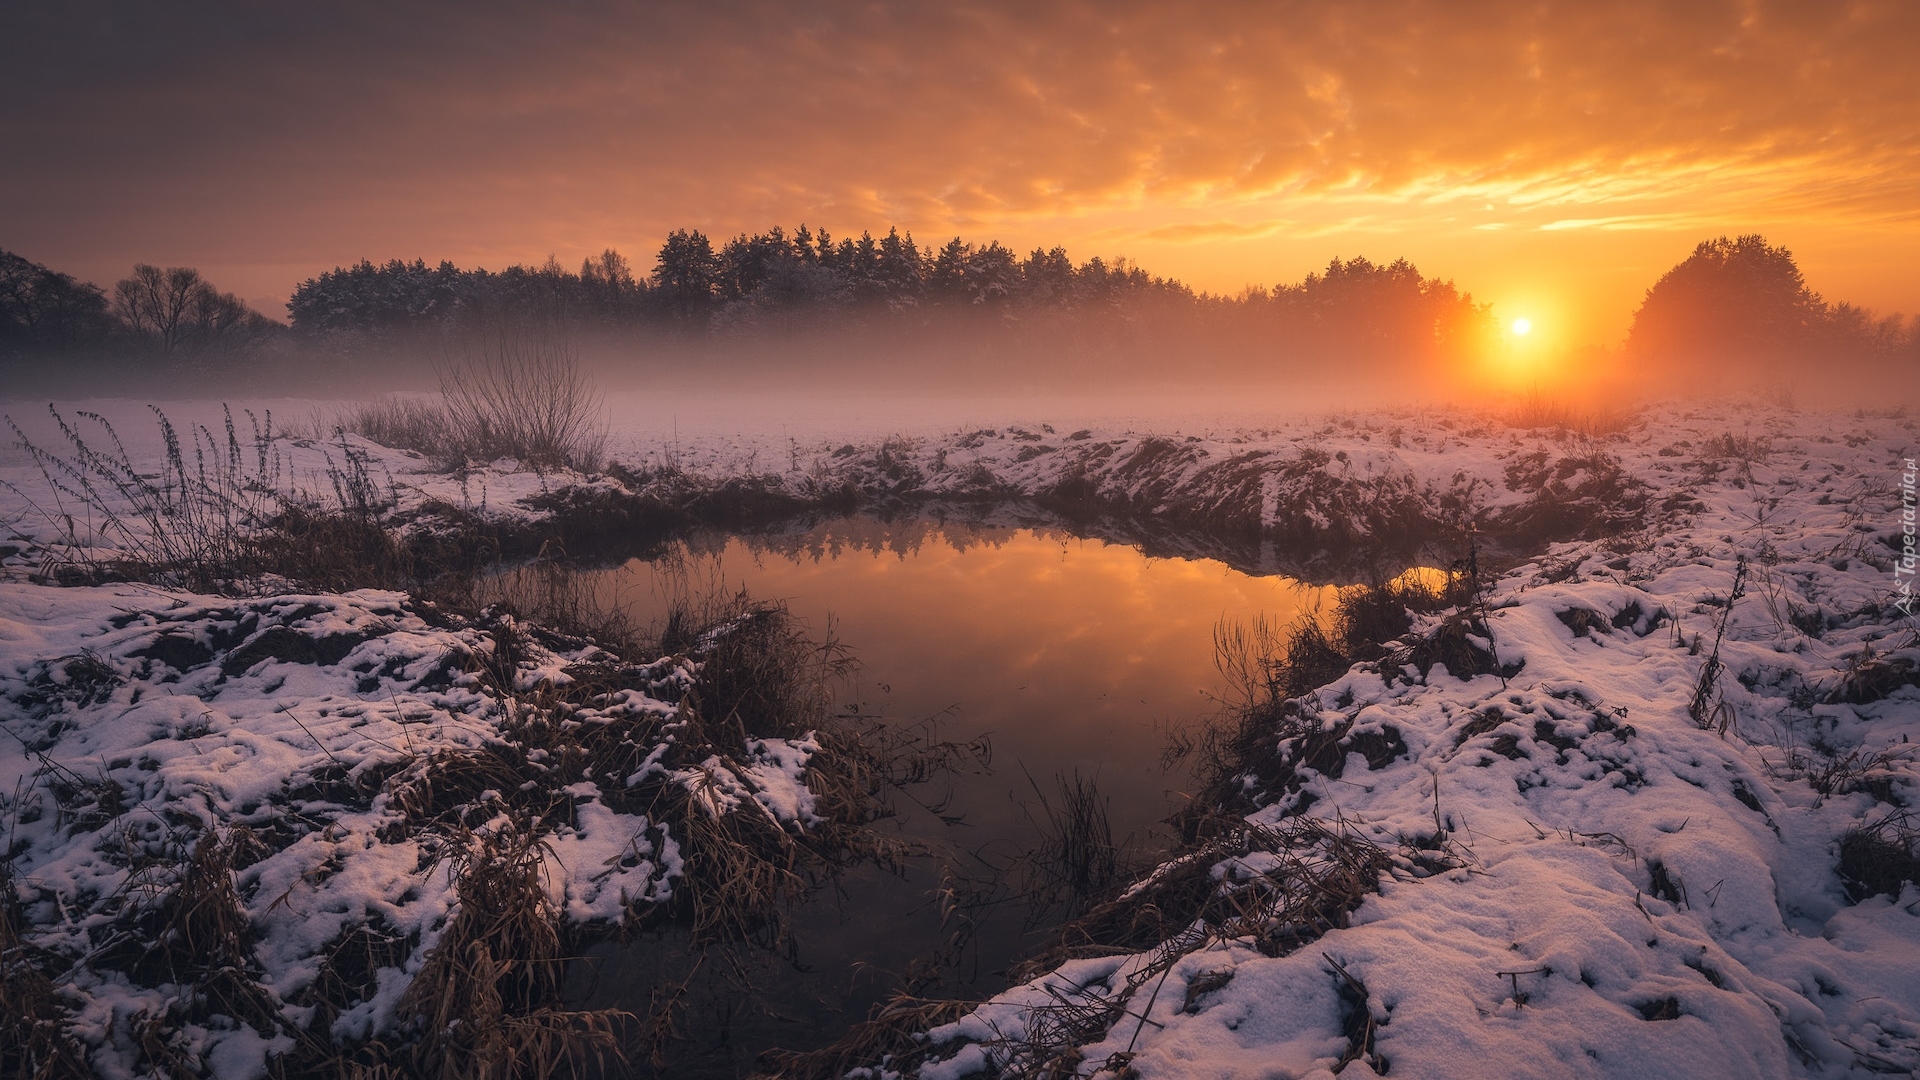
112, 264, 270, 356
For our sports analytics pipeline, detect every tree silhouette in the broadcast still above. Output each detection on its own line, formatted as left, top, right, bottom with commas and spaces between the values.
1262, 255, 1490, 362
0, 249, 112, 352
1627, 235, 1827, 368
112, 264, 270, 356
651, 229, 721, 321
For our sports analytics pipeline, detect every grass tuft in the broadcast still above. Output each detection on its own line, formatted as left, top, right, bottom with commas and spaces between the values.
397, 822, 630, 1080
1837, 811, 1920, 903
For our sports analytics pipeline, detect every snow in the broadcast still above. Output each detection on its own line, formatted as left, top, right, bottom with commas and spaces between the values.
0, 579, 818, 1075
871, 403, 1920, 1079
4, 392, 1918, 1076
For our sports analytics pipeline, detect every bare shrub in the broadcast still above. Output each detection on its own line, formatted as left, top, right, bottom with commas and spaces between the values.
333, 324, 607, 472
437, 323, 607, 472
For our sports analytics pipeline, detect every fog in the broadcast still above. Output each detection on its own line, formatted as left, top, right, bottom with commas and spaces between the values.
5, 230, 1917, 418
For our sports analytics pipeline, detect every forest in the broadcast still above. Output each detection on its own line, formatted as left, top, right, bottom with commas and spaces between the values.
3, 229, 1915, 394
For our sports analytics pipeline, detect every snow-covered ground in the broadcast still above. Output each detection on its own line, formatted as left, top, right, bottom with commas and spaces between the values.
861, 405, 1920, 1079
3, 393, 1917, 1078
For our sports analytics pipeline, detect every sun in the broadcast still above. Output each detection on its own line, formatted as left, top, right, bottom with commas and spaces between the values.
1510, 317, 1532, 336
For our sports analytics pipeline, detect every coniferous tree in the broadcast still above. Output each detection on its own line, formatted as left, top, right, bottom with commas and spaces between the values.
877, 228, 925, 307
1022, 246, 1075, 307
929, 237, 969, 302
652, 229, 721, 322
963, 242, 1021, 308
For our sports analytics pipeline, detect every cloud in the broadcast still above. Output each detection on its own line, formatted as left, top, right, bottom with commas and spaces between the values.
1139, 221, 1288, 242
3, 0, 1916, 305
1540, 214, 1697, 232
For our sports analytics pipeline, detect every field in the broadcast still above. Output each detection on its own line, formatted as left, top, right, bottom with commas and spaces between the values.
2, 390, 1917, 1079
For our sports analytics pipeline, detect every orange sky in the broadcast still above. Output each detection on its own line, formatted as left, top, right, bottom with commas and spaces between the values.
3, 1, 1916, 346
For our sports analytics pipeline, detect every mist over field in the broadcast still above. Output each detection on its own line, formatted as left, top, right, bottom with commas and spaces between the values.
7, 227, 1919, 420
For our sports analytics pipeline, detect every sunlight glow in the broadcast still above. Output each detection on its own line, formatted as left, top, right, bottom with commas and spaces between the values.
1511, 317, 1532, 336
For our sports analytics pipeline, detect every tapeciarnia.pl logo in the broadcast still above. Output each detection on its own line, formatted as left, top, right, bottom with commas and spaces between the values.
1897, 457, 1917, 616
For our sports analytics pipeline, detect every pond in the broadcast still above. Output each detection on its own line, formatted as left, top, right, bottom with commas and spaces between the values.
543, 514, 1353, 1076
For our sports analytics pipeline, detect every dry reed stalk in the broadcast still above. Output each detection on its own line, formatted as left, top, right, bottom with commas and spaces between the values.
397, 824, 630, 1080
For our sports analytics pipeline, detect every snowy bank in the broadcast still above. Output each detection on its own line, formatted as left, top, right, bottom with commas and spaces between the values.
818, 405, 1920, 1080
0, 583, 876, 1077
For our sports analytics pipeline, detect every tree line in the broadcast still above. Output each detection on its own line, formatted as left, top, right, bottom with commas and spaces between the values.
282, 226, 1202, 334
277, 225, 1497, 375
9, 227, 1910, 386
0, 250, 279, 362
1626, 235, 1918, 382
0, 226, 1500, 374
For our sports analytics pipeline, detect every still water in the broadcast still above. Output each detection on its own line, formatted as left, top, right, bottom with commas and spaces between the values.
553, 515, 1343, 1075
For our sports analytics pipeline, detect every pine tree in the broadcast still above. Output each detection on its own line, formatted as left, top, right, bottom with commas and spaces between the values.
652, 229, 721, 321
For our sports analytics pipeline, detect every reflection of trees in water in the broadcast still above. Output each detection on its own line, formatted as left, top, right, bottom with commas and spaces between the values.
691, 504, 1417, 585
673, 504, 1328, 580
679, 507, 1043, 564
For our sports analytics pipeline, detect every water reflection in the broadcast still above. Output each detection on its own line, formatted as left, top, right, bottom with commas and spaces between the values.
604, 516, 1338, 845
552, 516, 1350, 1075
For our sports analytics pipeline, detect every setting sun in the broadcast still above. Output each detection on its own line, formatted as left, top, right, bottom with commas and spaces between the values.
1511, 318, 1532, 336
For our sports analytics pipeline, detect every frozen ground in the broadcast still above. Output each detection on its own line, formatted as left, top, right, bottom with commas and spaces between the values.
3, 391, 1918, 1078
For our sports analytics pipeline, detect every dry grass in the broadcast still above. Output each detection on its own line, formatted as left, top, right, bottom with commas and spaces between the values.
1213, 568, 1474, 711
1016, 816, 1390, 983
396, 824, 630, 1080
2, 574, 982, 1076
5, 404, 284, 591
1837, 811, 1920, 903
752, 995, 976, 1080
1688, 558, 1748, 731
1013, 768, 1124, 925
332, 396, 457, 461
779, 817, 1388, 1080
150, 830, 280, 1030
1502, 393, 1638, 438
1825, 642, 1920, 705
0, 405, 498, 598
0, 861, 90, 1080
417, 599, 975, 1066
73, 829, 293, 1074
1693, 431, 1773, 489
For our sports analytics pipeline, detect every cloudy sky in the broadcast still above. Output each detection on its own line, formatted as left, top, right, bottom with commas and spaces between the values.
4, 0, 1916, 344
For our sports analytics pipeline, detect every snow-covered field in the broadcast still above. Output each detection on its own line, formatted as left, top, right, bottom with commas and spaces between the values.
3, 392, 1917, 1078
